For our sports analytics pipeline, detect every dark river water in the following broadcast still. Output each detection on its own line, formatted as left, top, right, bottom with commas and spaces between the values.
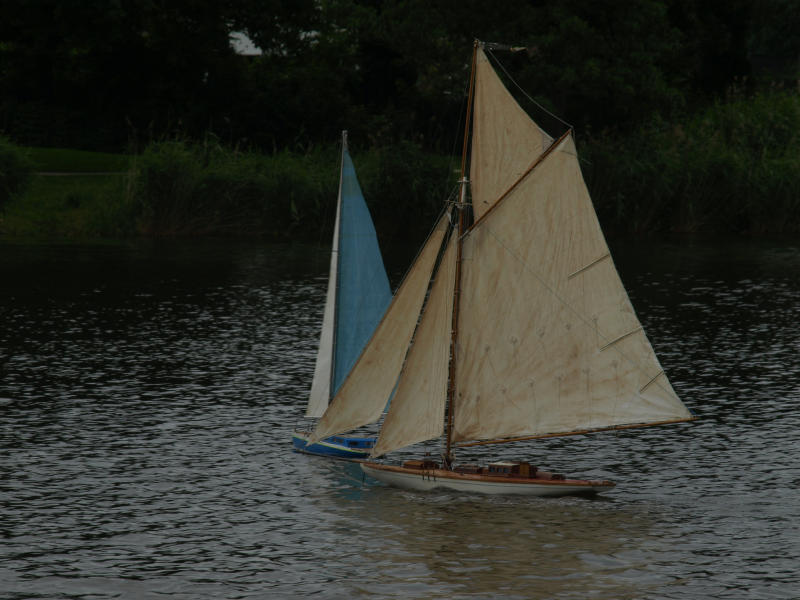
1, 237, 799, 599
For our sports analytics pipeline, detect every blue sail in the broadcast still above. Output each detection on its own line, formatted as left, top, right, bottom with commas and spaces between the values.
332, 149, 392, 394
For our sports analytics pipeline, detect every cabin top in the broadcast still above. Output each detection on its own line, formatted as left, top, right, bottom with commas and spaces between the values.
487, 461, 533, 477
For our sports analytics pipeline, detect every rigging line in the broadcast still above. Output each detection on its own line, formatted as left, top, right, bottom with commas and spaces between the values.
314, 134, 344, 263
391, 202, 453, 298
481, 225, 678, 399
485, 48, 574, 133
446, 69, 473, 186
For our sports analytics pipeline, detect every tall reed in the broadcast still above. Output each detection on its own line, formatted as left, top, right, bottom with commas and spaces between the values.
581, 88, 800, 234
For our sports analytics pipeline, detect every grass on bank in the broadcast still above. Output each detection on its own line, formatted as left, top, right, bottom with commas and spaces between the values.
4, 87, 800, 240
1, 140, 451, 241
1, 174, 135, 238
25, 146, 130, 173
0, 145, 134, 238
581, 88, 800, 234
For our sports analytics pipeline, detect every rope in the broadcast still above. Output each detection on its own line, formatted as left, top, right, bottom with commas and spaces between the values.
485, 48, 574, 134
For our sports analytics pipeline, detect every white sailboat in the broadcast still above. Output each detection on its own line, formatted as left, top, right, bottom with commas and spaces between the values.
293, 131, 392, 459
308, 42, 694, 495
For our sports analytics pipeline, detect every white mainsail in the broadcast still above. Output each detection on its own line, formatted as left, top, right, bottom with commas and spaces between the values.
454, 133, 690, 443
308, 213, 451, 444
469, 47, 553, 221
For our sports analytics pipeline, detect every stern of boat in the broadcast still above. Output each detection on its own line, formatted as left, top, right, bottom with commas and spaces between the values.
292, 429, 376, 460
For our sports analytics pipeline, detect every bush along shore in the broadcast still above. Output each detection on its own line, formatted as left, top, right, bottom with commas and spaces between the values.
2, 88, 800, 241
0, 135, 453, 243
582, 87, 800, 235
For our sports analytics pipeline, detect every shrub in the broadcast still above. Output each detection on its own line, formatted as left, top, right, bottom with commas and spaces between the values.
0, 136, 34, 211
581, 89, 800, 234
126, 137, 452, 239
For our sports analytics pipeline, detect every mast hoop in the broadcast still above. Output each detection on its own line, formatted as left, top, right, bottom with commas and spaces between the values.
457, 176, 471, 208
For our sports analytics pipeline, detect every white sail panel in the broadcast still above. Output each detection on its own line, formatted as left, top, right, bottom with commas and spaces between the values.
454, 134, 690, 442
306, 187, 341, 417
469, 47, 553, 221
308, 214, 450, 443
371, 233, 457, 457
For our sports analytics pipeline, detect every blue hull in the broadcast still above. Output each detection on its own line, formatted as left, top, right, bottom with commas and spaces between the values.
292, 430, 375, 460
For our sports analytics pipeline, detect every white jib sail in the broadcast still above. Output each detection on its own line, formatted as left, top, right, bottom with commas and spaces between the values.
306, 153, 343, 418
370, 232, 457, 457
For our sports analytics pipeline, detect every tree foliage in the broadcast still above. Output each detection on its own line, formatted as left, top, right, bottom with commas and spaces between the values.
0, 1, 798, 154
0, 136, 33, 211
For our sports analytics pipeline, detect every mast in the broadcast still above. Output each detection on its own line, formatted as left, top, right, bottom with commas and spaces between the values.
444, 41, 479, 466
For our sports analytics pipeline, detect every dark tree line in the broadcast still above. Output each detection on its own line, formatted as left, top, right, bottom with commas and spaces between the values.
1, 0, 799, 153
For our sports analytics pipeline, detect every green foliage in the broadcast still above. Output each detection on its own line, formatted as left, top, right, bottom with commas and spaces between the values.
515, 0, 686, 132
356, 140, 453, 243
126, 137, 452, 239
25, 147, 129, 172
1, 174, 134, 238
0, 136, 33, 211
2, 0, 798, 158
127, 138, 340, 236
0, 0, 245, 150
582, 89, 800, 234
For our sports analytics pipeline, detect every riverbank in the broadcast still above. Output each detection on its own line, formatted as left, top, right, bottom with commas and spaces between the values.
4, 88, 800, 242
0, 140, 451, 244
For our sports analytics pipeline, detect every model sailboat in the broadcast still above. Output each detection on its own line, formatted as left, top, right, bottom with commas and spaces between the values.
293, 131, 392, 459
308, 43, 694, 495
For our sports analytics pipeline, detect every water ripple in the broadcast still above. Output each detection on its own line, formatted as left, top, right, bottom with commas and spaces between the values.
1, 238, 799, 599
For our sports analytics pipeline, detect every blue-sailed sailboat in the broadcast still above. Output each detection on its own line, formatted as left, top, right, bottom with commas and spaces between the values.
292, 131, 392, 459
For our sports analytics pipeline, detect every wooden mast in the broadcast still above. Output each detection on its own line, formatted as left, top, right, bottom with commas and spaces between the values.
444, 41, 479, 467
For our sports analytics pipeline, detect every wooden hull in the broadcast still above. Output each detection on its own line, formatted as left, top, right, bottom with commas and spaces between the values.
292, 429, 374, 460
361, 462, 615, 497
